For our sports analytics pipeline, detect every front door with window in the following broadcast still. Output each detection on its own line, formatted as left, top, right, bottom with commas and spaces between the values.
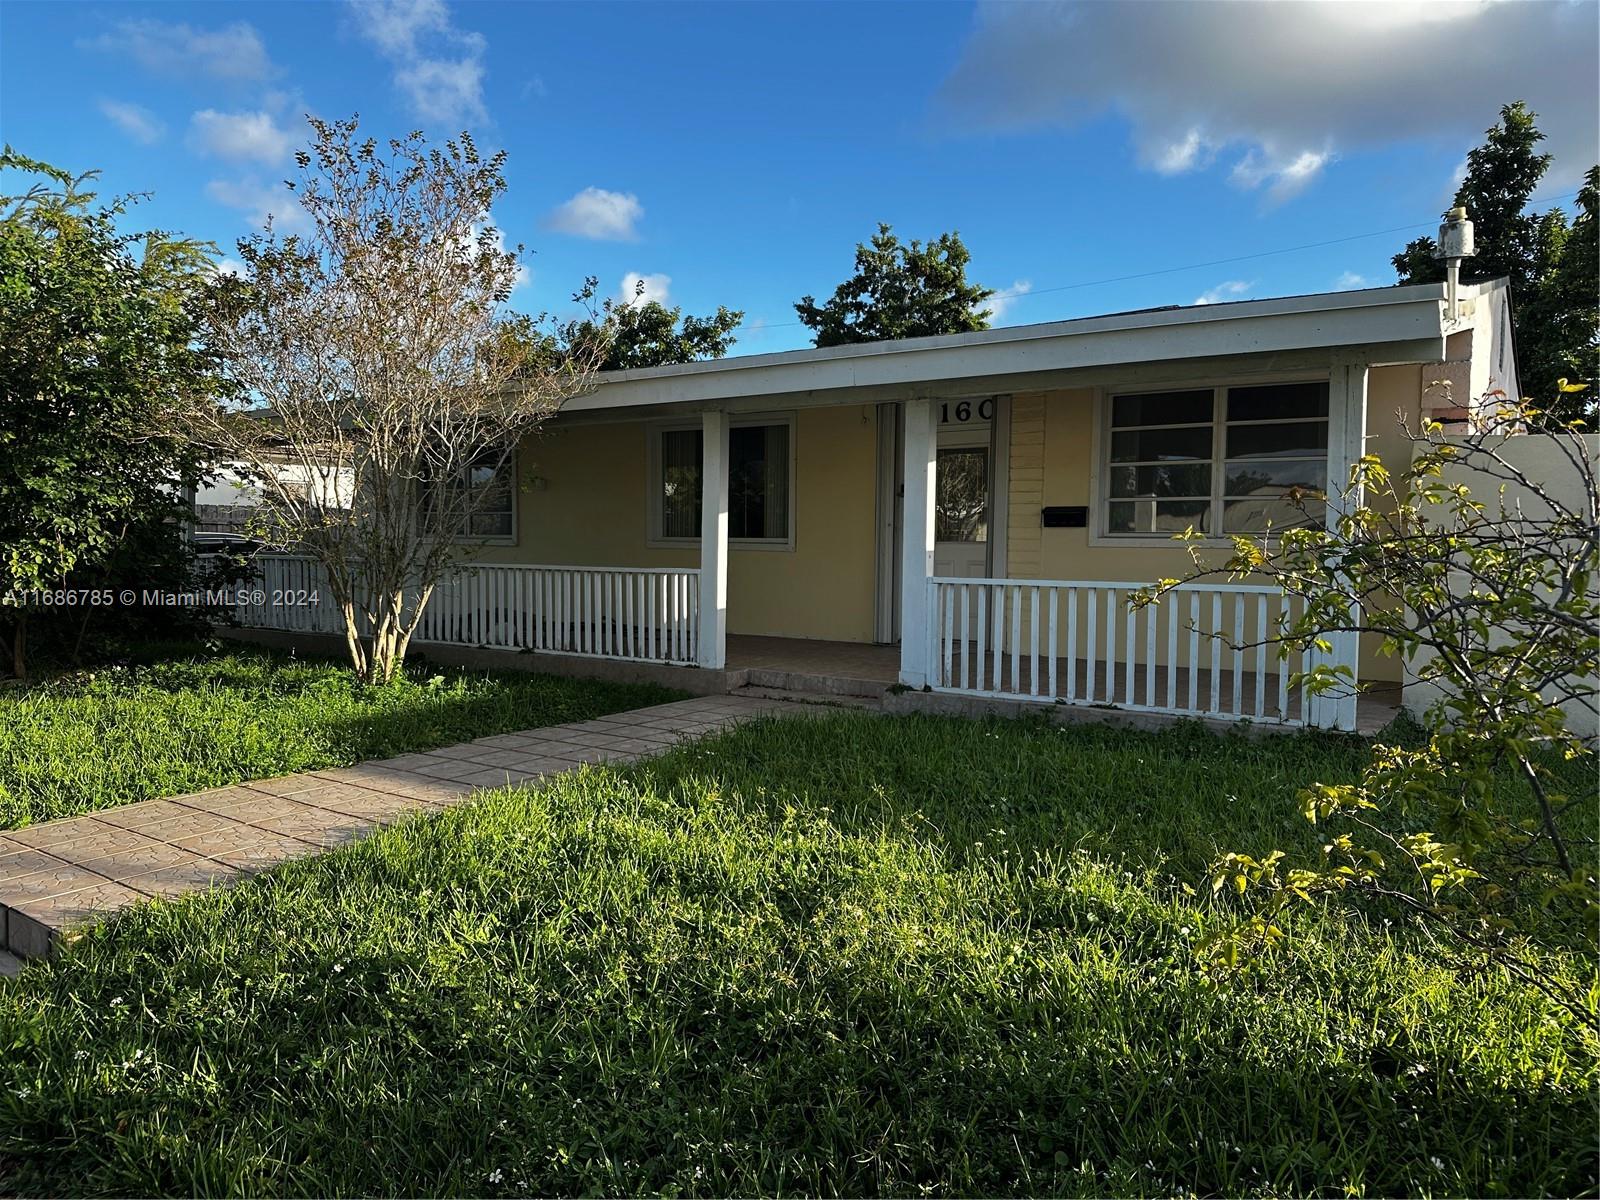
880, 398, 1003, 643
934, 443, 989, 579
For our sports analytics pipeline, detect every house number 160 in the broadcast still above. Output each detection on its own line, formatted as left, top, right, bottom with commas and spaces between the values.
940, 398, 995, 425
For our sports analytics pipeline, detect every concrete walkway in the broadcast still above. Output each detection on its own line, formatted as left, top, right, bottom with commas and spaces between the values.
0, 694, 816, 968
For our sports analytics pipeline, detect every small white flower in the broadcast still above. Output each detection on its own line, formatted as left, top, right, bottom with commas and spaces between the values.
109, 996, 125, 1007
487, 1168, 504, 1184
331, 963, 344, 974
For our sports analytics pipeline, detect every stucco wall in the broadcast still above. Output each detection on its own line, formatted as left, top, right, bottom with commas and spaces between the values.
482, 406, 880, 644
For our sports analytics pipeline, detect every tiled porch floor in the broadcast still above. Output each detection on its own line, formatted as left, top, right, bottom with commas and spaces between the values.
728, 634, 900, 682
0, 694, 814, 965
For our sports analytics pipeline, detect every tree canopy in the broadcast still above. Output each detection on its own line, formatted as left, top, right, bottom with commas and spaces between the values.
0, 149, 220, 678
1393, 103, 1598, 417
561, 294, 742, 371
795, 224, 994, 347
194, 118, 593, 685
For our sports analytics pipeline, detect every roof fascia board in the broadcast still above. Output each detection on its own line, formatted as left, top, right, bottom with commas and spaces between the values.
563, 296, 1446, 414
554, 337, 1445, 425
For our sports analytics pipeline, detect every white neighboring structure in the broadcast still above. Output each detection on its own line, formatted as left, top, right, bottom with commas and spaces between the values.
193, 462, 354, 536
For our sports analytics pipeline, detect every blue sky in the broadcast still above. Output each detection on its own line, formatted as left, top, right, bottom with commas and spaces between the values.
2, 0, 1595, 354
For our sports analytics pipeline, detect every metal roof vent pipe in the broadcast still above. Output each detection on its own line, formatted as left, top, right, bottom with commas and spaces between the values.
1436, 206, 1475, 321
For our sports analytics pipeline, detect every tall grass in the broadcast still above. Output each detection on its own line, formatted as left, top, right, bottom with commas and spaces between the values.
1, 712, 1592, 1197
0, 644, 681, 829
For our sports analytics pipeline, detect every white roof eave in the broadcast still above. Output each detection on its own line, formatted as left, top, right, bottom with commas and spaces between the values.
557, 282, 1457, 414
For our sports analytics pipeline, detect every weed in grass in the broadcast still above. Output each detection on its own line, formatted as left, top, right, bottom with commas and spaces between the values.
0, 712, 1592, 1197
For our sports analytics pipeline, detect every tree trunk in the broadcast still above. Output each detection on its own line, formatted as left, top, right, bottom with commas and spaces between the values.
11, 613, 28, 684
392, 581, 435, 672
71, 604, 95, 667
369, 613, 402, 685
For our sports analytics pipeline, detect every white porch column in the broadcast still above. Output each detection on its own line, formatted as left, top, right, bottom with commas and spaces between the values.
1308, 359, 1368, 731
899, 398, 938, 687
697, 409, 729, 669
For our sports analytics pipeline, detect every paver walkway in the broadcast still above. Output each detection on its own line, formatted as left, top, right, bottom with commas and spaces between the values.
0, 694, 817, 967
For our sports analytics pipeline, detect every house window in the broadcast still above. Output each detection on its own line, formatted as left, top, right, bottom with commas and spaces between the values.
422, 455, 515, 540
659, 429, 701, 539
463, 460, 515, 538
1103, 381, 1328, 537
651, 419, 793, 545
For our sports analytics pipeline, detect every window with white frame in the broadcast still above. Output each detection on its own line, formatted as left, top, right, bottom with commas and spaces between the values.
1103, 381, 1328, 537
651, 418, 793, 545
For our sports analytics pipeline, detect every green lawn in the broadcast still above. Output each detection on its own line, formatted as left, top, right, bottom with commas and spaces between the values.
1, 712, 1593, 1197
0, 644, 683, 829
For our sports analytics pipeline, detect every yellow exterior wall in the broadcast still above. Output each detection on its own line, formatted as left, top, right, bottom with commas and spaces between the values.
726, 404, 879, 642
1003, 369, 1429, 684
480, 406, 880, 644
476, 363, 1437, 668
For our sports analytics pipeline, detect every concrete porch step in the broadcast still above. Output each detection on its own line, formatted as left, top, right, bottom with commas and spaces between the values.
740, 667, 890, 699
734, 685, 881, 710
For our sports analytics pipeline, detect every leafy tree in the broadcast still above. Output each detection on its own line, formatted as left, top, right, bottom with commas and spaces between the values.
191, 117, 597, 685
795, 223, 994, 347
1139, 390, 1597, 1027
1393, 103, 1598, 417
558, 289, 743, 371
0, 150, 221, 680
1521, 167, 1600, 419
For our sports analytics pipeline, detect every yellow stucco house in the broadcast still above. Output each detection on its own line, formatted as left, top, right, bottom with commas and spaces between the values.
243, 276, 1519, 733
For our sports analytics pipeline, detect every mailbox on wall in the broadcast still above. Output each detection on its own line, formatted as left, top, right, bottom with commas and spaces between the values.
1040, 506, 1088, 528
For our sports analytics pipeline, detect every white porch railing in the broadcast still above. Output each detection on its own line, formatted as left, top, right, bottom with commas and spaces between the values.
929, 577, 1311, 725
233, 555, 701, 666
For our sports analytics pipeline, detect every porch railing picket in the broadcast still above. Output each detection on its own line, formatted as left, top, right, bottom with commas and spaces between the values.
928, 575, 1313, 727
222, 555, 701, 666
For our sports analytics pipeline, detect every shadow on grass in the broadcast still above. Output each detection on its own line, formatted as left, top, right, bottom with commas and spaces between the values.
0, 709, 1593, 1197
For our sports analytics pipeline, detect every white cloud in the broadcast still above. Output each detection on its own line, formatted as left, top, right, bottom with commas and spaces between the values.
205, 177, 308, 233
1229, 146, 1334, 204
545, 187, 643, 241
1334, 270, 1371, 290
1149, 128, 1212, 176
986, 280, 1033, 321
349, 0, 488, 126
98, 100, 165, 145
189, 110, 294, 165
82, 19, 275, 81
620, 272, 671, 307
938, 1, 1600, 197
212, 256, 248, 278
1193, 280, 1255, 306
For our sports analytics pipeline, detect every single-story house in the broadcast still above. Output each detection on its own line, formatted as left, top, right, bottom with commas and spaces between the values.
238, 277, 1520, 732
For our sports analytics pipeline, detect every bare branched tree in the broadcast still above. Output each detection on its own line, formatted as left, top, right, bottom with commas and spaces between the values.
188, 117, 595, 684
